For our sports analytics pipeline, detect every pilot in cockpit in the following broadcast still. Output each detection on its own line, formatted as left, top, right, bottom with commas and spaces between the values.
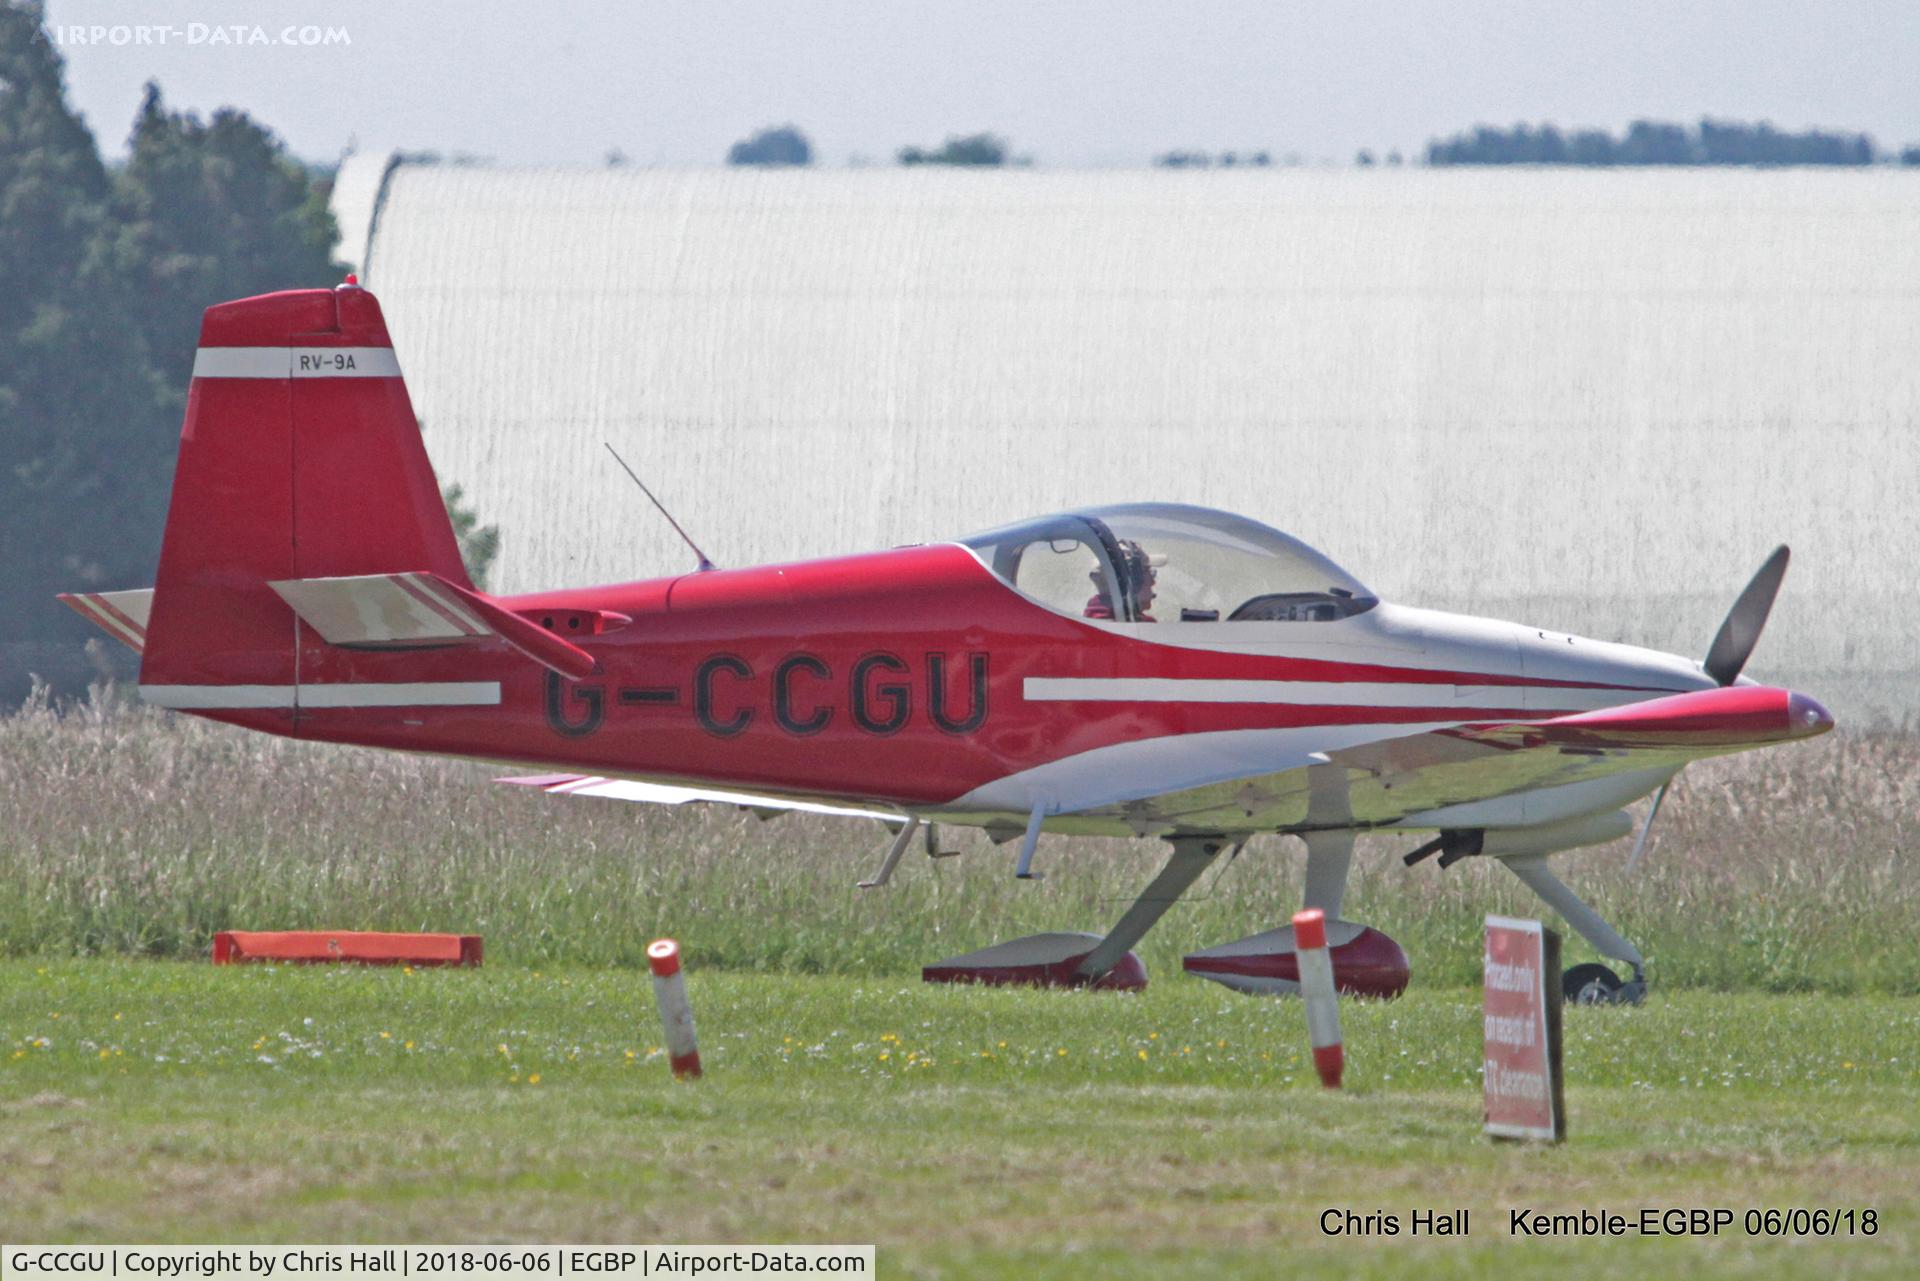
1085, 539, 1165, 622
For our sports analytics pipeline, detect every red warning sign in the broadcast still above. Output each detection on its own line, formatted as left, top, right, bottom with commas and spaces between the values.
1483, 915, 1565, 1142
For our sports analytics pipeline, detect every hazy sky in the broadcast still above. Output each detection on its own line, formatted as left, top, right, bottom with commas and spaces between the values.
43, 0, 1920, 167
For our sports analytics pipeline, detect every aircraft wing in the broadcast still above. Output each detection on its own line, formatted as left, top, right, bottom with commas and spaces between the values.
1052, 684, 1829, 835
502, 686, 1825, 838
499, 773, 907, 823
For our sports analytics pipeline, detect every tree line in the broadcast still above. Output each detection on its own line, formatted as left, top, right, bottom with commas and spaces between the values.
730, 120, 1919, 169
728, 126, 1018, 167
0, 6, 493, 703
1426, 119, 1895, 167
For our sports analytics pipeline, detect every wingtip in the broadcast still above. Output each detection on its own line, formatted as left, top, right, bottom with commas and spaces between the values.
1786, 691, 1834, 737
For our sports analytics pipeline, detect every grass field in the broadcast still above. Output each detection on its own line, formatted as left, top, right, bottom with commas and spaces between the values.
1, 960, 1915, 1278
2, 694, 1917, 992
3, 696, 1917, 1275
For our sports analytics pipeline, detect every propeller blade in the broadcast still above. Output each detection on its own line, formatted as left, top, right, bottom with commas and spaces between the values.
1624, 779, 1672, 875
1703, 545, 1790, 686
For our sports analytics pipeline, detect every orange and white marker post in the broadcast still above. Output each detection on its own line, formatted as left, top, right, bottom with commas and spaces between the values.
646, 938, 702, 1079
1292, 908, 1344, 1088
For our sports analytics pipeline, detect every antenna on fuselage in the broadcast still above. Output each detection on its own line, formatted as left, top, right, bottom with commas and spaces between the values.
604, 443, 717, 573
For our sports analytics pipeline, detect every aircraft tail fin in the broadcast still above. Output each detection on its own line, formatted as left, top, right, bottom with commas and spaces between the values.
139, 284, 470, 698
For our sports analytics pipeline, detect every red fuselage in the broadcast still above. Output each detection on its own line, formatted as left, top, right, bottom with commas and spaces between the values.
207, 542, 1694, 811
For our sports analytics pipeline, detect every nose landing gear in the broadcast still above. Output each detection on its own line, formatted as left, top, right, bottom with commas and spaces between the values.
1562, 961, 1648, 1006
1501, 853, 1650, 1006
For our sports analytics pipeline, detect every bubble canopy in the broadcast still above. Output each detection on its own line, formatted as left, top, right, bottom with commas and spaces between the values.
958, 503, 1377, 624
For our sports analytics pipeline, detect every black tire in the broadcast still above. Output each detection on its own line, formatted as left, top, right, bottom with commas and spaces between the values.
1564, 962, 1624, 1005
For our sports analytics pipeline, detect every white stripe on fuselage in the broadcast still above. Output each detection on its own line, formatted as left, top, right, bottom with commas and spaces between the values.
140, 682, 500, 710
1023, 677, 1648, 712
191, 347, 402, 379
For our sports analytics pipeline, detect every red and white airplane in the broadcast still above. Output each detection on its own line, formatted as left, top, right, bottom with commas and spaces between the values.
64, 284, 1834, 1003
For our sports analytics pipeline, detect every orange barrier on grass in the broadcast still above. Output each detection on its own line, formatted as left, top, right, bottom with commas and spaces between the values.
212, 931, 482, 966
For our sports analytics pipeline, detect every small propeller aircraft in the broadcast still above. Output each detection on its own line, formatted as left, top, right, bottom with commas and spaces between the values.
63, 284, 1834, 1004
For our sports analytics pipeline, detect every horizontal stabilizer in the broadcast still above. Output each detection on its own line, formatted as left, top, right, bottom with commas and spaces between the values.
59, 589, 155, 653
500, 773, 904, 822
269, 571, 599, 680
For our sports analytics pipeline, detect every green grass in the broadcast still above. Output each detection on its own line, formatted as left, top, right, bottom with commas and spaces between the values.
2, 960, 1916, 1278
3, 694, 1916, 1271
2, 694, 1917, 992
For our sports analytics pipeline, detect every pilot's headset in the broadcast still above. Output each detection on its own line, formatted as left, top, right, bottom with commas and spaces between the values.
1114, 539, 1167, 619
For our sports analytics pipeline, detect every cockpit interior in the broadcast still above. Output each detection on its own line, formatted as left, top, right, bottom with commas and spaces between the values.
960, 503, 1378, 625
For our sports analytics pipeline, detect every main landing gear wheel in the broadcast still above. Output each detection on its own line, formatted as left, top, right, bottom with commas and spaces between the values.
1563, 962, 1647, 1007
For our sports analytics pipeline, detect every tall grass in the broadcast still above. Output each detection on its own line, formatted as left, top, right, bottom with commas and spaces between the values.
1, 688, 1914, 992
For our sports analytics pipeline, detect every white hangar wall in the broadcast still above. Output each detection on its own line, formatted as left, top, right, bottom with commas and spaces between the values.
339, 163, 1920, 724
